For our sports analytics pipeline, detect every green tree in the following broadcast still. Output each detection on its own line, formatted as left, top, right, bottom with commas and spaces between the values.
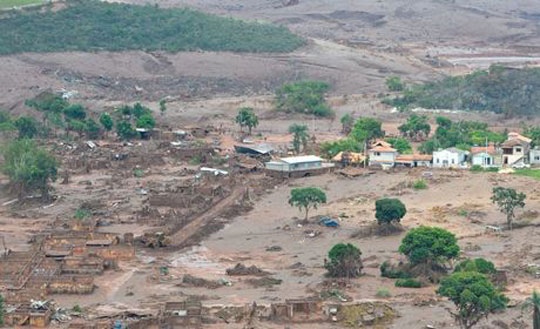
85, 118, 101, 139
386, 137, 412, 154
1, 139, 58, 200
235, 107, 259, 135
14, 116, 38, 139
288, 187, 326, 222
325, 243, 363, 278
522, 290, 540, 329
68, 120, 87, 138
136, 113, 156, 129
132, 102, 151, 118
454, 258, 496, 276
399, 226, 460, 267
99, 113, 114, 133
0, 293, 3, 326
275, 80, 333, 117
288, 123, 309, 154
350, 117, 384, 144
491, 187, 526, 230
375, 198, 407, 225
116, 120, 136, 140
438, 271, 508, 329
320, 138, 360, 158
340, 113, 354, 134
25, 92, 68, 113
159, 99, 167, 116
398, 114, 431, 140
63, 104, 87, 120
385, 76, 405, 92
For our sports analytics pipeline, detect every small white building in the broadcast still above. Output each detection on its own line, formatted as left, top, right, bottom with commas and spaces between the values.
470, 146, 501, 168
368, 145, 397, 168
530, 147, 540, 166
433, 148, 468, 168
265, 155, 334, 177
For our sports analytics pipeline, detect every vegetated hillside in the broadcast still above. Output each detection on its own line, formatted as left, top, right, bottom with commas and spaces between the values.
0, 0, 304, 54
387, 67, 540, 117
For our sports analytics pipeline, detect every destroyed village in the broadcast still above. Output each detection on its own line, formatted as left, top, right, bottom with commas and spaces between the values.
3, 1, 540, 329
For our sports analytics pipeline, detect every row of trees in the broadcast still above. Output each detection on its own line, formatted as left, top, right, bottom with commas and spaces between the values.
383, 66, 540, 117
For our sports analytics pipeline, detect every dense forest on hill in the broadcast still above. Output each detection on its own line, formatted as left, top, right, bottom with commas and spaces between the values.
386, 66, 540, 117
0, 0, 304, 54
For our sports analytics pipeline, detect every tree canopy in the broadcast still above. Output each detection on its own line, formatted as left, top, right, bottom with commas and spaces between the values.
275, 81, 333, 117
350, 117, 384, 144
0, 0, 304, 55
288, 124, 309, 154
398, 114, 431, 140
99, 113, 114, 132
491, 187, 526, 230
399, 226, 460, 266
325, 243, 363, 278
454, 258, 497, 276
375, 198, 407, 225
438, 271, 508, 329
1, 139, 58, 200
235, 107, 259, 135
385, 66, 540, 117
288, 187, 327, 221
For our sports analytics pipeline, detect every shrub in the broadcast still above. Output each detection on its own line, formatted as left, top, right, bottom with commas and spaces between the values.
116, 120, 136, 140
1, 139, 58, 200
275, 81, 333, 117
413, 179, 427, 190
375, 288, 391, 298
14, 116, 39, 139
0, 0, 304, 55
399, 226, 460, 266
74, 208, 91, 220
395, 279, 422, 288
133, 168, 144, 178
380, 261, 411, 279
454, 258, 496, 275
375, 198, 407, 225
325, 243, 363, 278
385, 76, 405, 92
470, 164, 483, 172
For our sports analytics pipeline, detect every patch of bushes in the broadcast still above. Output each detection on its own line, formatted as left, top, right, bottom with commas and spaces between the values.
0, 0, 304, 55
375, 288, 391, 298
74, 208, 91, 220
395, 278, 422, 288
412, 179, 427, 190
384, 67, 540, 117
380, 261, 411, 279
275, 80, 333, 117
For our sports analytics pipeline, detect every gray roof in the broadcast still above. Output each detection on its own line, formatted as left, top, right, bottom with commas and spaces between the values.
280, 155, 322, 164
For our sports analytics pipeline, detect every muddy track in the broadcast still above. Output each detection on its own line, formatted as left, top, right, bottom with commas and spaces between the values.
170, 186, 245, 248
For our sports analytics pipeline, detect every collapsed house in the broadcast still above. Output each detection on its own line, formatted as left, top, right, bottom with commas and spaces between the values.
0, 220, 135, 327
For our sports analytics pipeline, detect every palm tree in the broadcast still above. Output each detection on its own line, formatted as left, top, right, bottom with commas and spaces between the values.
288, 124, 309, 154
522, 290, 540, 329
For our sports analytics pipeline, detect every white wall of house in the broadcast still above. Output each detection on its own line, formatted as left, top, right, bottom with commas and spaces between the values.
531, 149, 540, 165
433, 150, 465, 168
368, 151, 396, 165
472, 153, 497, 168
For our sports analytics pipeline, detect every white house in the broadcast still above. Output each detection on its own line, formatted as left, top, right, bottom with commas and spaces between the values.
530, 147, 540, 166
368, 140, 397, 167
501, 138, 530, 167
470, 145, 501, 168
432, 148, 468, 168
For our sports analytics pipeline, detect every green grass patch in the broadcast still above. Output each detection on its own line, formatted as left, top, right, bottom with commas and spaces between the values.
412, 179, 428, 190
0, 0, 304, 55
514, 169, 540, 181
0, 0, 42, 9
395, 278, 423, 288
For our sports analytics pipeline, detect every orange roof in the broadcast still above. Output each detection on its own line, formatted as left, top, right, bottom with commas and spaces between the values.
371, 140, 392, 148
395, 154, 433, 162
370, 146, 397, 153
508, 132, 532, 144
471, 146, 497, 155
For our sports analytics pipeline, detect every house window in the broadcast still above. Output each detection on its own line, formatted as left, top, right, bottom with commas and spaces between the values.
516, 147, 522, 153
451, 159, 455, 164
375, 152, 380, 156
535, 156, 540, 161
503, 148, 513, 155
436, 159, 440, 163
